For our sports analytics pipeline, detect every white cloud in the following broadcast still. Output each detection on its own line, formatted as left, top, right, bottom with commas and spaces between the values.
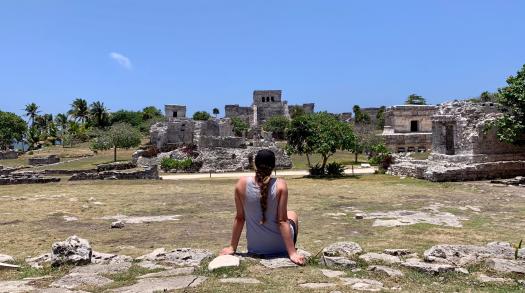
109, 52, 132, 70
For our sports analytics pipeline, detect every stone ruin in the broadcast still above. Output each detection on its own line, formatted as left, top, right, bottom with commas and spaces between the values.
0, 150, 18, 160
389, 101, 525, 181
28, 154, 60, 165
381, 105, 437, 153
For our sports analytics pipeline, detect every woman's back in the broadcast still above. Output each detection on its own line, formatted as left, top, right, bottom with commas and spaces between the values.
243, 176, 287, 256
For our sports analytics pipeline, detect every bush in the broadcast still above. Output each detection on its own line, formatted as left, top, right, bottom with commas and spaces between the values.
192, 111, 211, 121
308, 163, 325, 176
160, 157, 193, 172
263, 115, 290, 140
326, 162, 345, 176
368, 143, 393, 172
231, 117, 249, 137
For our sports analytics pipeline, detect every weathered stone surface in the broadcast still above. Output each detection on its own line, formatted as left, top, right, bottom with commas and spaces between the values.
111, 276, 206, 293
0, 173, 61, 185
63, 216, 78, 222
423, 242, 524, 266
35, 288, 90, 293
364, 210, 463, 228
492, 176, 525, 186
208, 255, 240, 271
401, 258, 455, 274
322, 242, 363, 257
359, 253, 401, 264
321, 256, 357, 269
0, 262, 20, 269
111, 220, 125, 228
138, 267, 194, 279
96, 161, 136, 172
26, 253, 51, 268
384, 249, 411, 256
71, 262, 131, 275
320, 269, 345, 278
259, 250, 311, 269
0, 254, 14, 263
101, 214, 180, 224
299, 283, 337, 289
136, 248, 166, 261
0, 280, 35, 293
51, 236, 92, 267
91, 251, 133, 264
136, 260, 170, 270
219, 278, 262, 284
137, 248, 212, 267
486, 258, 525, 274
69, 166, 159, 181
28, 155, 60, 165
340, 277, 384, 291
51, 273, 113, 289
476, 273, 513, 283
368, 265, 404, 277
455, 267, 469, 274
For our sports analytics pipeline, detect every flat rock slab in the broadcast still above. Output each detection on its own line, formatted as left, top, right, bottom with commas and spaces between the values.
423, 242, 524, 266
477, 273, 513, 283
208, 255, 240, 271
322, 242, 363, 257
138, 267, 194, 279
0, 262, 20, 269
71, 262, 132, 275
100, 214, 181, 224
299, 283, 337, 289
368, 265, 404, 277
359, 253, 401, 264
35, 289, 90, 293
320, 269, 345, 278
0, 280, 35, 293
259, 250, 311, 269
136, 260, 170, 270
137, 248, 212, 267
0, 254, 14, 263
363, 210, 464, 228
26, 253, 51, 268
384, 249, 411, 256
111, 276, 206, 293
91, 251, 133, 264
219, 278, 262, 284
51, 236, 92, 267
486, 258, 525, 274
51, 273, 114, 289
340, 278, 384, 292
401, 258, 455, 274
321, 256, 357, 269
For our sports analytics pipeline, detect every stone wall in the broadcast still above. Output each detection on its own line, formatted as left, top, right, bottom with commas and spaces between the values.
224, 104, 253, 125
382, 133, 432, 152
361, 107, 382, 125
28, 155, 60, 166
0, 150, 18, 160
198, 136, 245, 148
69, 166, 159, 181
165, 105, 186, 120
0, 173, 60, 185
96, 161, 137, 172
288, 103, 315, 116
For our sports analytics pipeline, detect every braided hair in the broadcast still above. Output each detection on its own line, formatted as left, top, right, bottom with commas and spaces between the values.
254, 149, 276, 224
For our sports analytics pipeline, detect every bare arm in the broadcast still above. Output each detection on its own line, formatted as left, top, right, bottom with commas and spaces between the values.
220, 178, 246, 255
276, 179, 303, 265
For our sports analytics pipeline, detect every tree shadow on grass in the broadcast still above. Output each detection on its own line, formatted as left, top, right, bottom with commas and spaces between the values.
298, 175, 362, 181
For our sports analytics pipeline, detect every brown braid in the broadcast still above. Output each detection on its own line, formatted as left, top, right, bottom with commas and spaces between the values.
255, 164, 273, 224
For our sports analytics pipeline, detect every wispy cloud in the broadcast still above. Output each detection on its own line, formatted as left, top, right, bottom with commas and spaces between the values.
109, 52, 132, 70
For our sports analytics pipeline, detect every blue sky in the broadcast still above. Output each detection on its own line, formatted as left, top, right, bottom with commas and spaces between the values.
0, 0, 524, 118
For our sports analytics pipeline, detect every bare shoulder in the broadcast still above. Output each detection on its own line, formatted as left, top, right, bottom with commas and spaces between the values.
276, 178, 288, 191
235, 177, 248, 193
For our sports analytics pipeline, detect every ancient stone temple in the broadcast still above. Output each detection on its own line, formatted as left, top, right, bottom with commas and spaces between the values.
225, 90, 315, 127
165, 105, 187, 120
381, 105, 437, 152
389, 101, 525, 181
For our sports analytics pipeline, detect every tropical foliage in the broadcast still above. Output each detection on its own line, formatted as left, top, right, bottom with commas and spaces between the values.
0, 111, 27, 150
90, 123, 141, 161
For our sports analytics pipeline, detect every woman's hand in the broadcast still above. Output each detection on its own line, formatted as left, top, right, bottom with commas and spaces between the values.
220, 246, 235, 256
289, 252, 305, 265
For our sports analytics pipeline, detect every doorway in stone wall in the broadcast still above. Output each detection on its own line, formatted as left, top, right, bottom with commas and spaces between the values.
445, 124, 454, 155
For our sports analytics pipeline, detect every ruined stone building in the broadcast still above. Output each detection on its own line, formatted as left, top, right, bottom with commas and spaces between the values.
225, 90, 315, 127
389, 101, 525, 181
381, 105, 437, 152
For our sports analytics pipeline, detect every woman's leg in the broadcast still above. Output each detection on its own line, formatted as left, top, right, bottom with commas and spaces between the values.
287, 211, 299, 245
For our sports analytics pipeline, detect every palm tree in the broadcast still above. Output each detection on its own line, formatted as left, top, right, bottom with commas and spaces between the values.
213, 107, 220, 118
24, 103, 40, 126
55, 113, 68, 131
89, 101, 110, 128
69, 98, 89, 124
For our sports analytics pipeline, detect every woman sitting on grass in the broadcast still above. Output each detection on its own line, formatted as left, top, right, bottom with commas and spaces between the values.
220, 149, 305, 265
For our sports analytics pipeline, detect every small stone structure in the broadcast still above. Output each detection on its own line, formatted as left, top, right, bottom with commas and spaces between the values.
69, 166, 159, 181
381, 105, 437, 153
0, 150, 18, 160
165, 105, 187, 120
361, 107, 383, 125
389, 101, 525, 181
28, 154, 60, 165
0, 173, 61, 185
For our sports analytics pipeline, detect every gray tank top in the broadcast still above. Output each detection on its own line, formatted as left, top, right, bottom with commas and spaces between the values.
244, 176, 288, 256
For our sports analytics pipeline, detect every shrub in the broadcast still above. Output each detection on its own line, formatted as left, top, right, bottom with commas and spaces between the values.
368, 143, 393, 172
326, 162, 345, 176
231, 117, 249, 137
308, 163, 325, 176
192, 111, 211, 121
160, 157, 193, 172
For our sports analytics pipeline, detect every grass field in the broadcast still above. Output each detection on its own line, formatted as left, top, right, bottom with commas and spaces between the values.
0, 175, 524, 292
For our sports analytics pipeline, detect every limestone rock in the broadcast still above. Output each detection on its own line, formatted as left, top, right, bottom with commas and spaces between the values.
486, 258, 525, 274
163, 248, 213, 266
71, 262, 131, 275
219, 278, 262, 284
91, 251, 133, 264
0, 254, 14, 263
101, 214, 180, 224
34, 289, 90, 293
321, 256, 357, 269
0, 262, 20, 269
208, 255, 240, 271
136, 260, 170, 270
368, 265, 404, 277
138, 267, 194, 279
51, 236, 92, 267
111, 220, 125, 229
383, 249, 411, 256
111, 276, 206, 293
401, 258, 455, 274
26, 253, 51, 268
299, 283, 337, 289
476, 273, 513, 283
322, 242, 363, 257
359, 253, 401, 264
423, 242, 523, 266
0, 280, 35, 293
320, 269, 345, 278
51, 273, 113, 289
259, 249, 311, 269
136, 248, 166, 261
340, 278, 384, 291
454, 267, 469, 274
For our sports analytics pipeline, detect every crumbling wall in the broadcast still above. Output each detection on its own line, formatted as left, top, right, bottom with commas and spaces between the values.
165, 105, 186, 119
69, 166, 159, 181
0, 150, 18, 160
28, 155, 60, 165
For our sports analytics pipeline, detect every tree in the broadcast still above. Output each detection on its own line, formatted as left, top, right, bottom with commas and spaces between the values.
192, 111, 211, 121
493, 64, 525, 145
287, 112, 356, 170
353, 105, 371, 124
25, 126, 40, 150
480, 91, 498, 102
69, 98, 89, 123
90, 123, 141, 162
262, 115, 290, 140
231, 117, 249, 137
89, 101, 110, 128
24, 102, 40, 126
0, 111, 27, 150
212, 108, 220, 118
111, 110, 143, 127
352, 123, 384, 163
405, 94, 427, 105
376, 106, 386, 130
142, 106, 162, 121
55, 113, 68, 130
290, 107, 306, 119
